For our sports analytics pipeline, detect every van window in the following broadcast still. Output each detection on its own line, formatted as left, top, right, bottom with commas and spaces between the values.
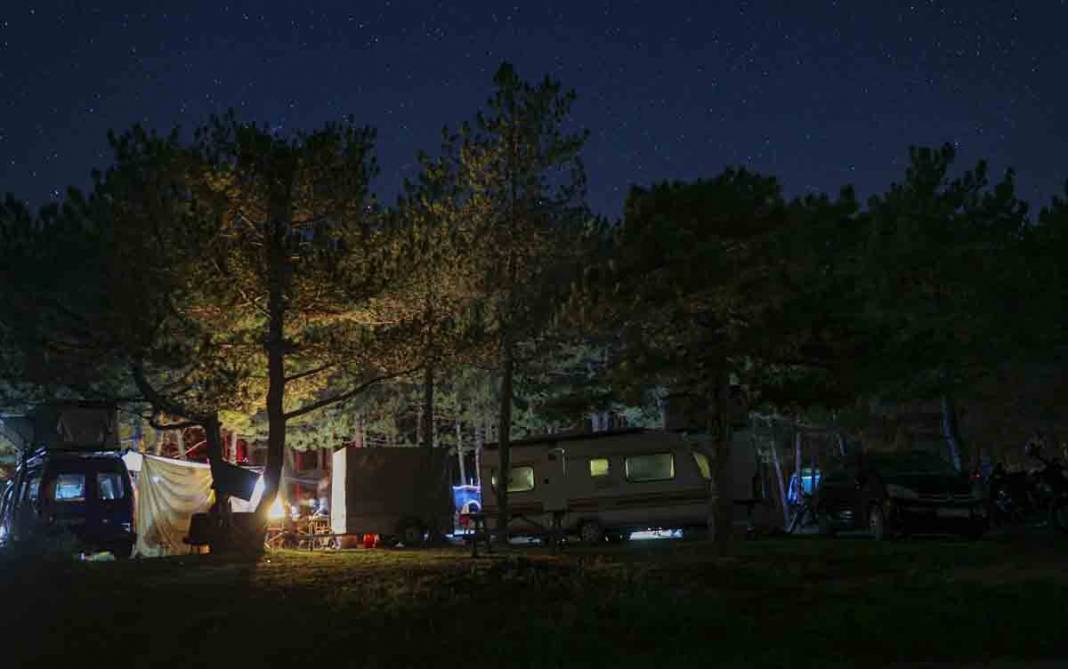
490, 466, 536, 493
97, 473, 126, 500
625, 453, 674, 482
692, 452, 711, 480
54, 474, 86, 502
589, 458, 610, 477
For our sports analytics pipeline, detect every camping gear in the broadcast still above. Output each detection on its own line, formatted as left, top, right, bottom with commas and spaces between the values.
211, 460, 260, 501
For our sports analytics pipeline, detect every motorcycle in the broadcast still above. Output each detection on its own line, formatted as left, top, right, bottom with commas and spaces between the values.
1026, 443, 1068, 534
985, 442, 1068, 534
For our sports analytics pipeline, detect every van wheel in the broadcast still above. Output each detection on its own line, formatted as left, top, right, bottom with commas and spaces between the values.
579, 521, 604, 545
111, 541, 134, 559
397, 519, 425, 548
868, 504, 888, 541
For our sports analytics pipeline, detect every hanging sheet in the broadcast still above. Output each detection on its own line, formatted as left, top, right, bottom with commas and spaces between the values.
135, 454, 215, 557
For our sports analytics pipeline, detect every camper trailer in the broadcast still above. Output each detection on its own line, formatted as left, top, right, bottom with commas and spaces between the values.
330, 447, 454, 546
479, 428, 763, 543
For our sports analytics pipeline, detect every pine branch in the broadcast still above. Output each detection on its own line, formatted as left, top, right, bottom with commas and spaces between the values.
283, 366, 420, 421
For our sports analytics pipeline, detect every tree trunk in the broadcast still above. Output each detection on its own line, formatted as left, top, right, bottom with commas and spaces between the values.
769, 432, 790, 529
456, 420, 467, 485
474, 424, 483, 486
177, 429, 187, 461
202, 414, 231, 522
794, 429, 802, 487
941, 394, 964, 472
255, 214, 289, 521
709, 375, 734, 556
496, 336, 514, 540
422, 364, 435, 449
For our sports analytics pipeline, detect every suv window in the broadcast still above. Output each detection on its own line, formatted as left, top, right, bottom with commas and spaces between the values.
54, 474, 86, 502
625, 453, 675, 482
97, 472, 125, 500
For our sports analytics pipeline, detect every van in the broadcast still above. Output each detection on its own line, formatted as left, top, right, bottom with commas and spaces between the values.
479, 428, 753, 544
0, 449, 136, 557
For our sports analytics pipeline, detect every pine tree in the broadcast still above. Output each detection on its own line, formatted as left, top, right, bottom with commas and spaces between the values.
454, 63, 589, 535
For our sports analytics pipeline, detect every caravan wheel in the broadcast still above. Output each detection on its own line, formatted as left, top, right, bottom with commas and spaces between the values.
579, 520, 605, 545
397, 519, 426, 548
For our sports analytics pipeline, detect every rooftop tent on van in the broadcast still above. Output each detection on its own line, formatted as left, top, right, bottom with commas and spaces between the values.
28, 403, 121, 452
0, 416, 33, 452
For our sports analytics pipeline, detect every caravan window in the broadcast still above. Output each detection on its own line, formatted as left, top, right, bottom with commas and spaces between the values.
491, 466, 536, 493
97, 473, 126, 500
625, 453, 674, 482
589, 458, 610, 477
54, 474, 86, 502
692, 452, 711, 480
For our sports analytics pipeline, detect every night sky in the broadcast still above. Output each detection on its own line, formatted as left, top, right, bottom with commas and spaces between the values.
1, 1, 1066, 218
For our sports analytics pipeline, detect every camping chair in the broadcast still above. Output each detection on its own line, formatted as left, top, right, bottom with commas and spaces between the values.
183, 513, 213, 554
462, 511, 491, 558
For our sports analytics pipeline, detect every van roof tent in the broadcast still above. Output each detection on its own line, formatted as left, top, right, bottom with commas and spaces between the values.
28, 401, 121, 452
483, 427, 649, 450
0, 415, 34, 452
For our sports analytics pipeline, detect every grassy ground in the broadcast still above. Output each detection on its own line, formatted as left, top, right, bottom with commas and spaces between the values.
2, 533, 1067, 668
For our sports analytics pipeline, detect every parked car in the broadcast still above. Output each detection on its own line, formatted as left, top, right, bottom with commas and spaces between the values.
0, 448, 136, 557
815, 450, 986, 540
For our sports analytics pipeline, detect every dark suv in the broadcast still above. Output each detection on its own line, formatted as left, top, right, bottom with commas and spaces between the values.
0, 449, 135, 557
815, 450, 986, 540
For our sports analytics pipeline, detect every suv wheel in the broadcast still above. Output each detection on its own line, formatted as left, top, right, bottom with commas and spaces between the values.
1050, 496, 1068, 534
817, 510, 837, 538
868, 504, 888, 541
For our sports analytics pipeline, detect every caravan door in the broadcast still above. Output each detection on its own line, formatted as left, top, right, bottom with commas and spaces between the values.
540, 447, 568, 514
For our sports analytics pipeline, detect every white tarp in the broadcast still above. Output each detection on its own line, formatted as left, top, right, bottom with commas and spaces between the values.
135, 454, 215, 557
130, 452, 267, 557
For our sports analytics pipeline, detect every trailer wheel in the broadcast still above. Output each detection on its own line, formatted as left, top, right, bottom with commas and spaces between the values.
397, 519, 426, 548
579, 520, 604, 545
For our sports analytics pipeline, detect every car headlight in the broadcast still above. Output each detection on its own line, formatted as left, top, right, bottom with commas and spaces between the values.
885, 484, 919, 500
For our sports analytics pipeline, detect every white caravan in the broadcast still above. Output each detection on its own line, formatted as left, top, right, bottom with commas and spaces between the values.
478, 428, 760, 543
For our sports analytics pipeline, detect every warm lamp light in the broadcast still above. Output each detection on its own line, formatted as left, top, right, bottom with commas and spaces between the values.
268, 494, 286, 520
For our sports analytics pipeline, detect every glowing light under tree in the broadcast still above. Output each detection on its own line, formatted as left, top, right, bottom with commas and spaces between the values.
268, 494, 286, 520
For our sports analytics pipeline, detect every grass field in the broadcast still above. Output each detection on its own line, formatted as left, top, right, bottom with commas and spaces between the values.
2, 533, 1067, 668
